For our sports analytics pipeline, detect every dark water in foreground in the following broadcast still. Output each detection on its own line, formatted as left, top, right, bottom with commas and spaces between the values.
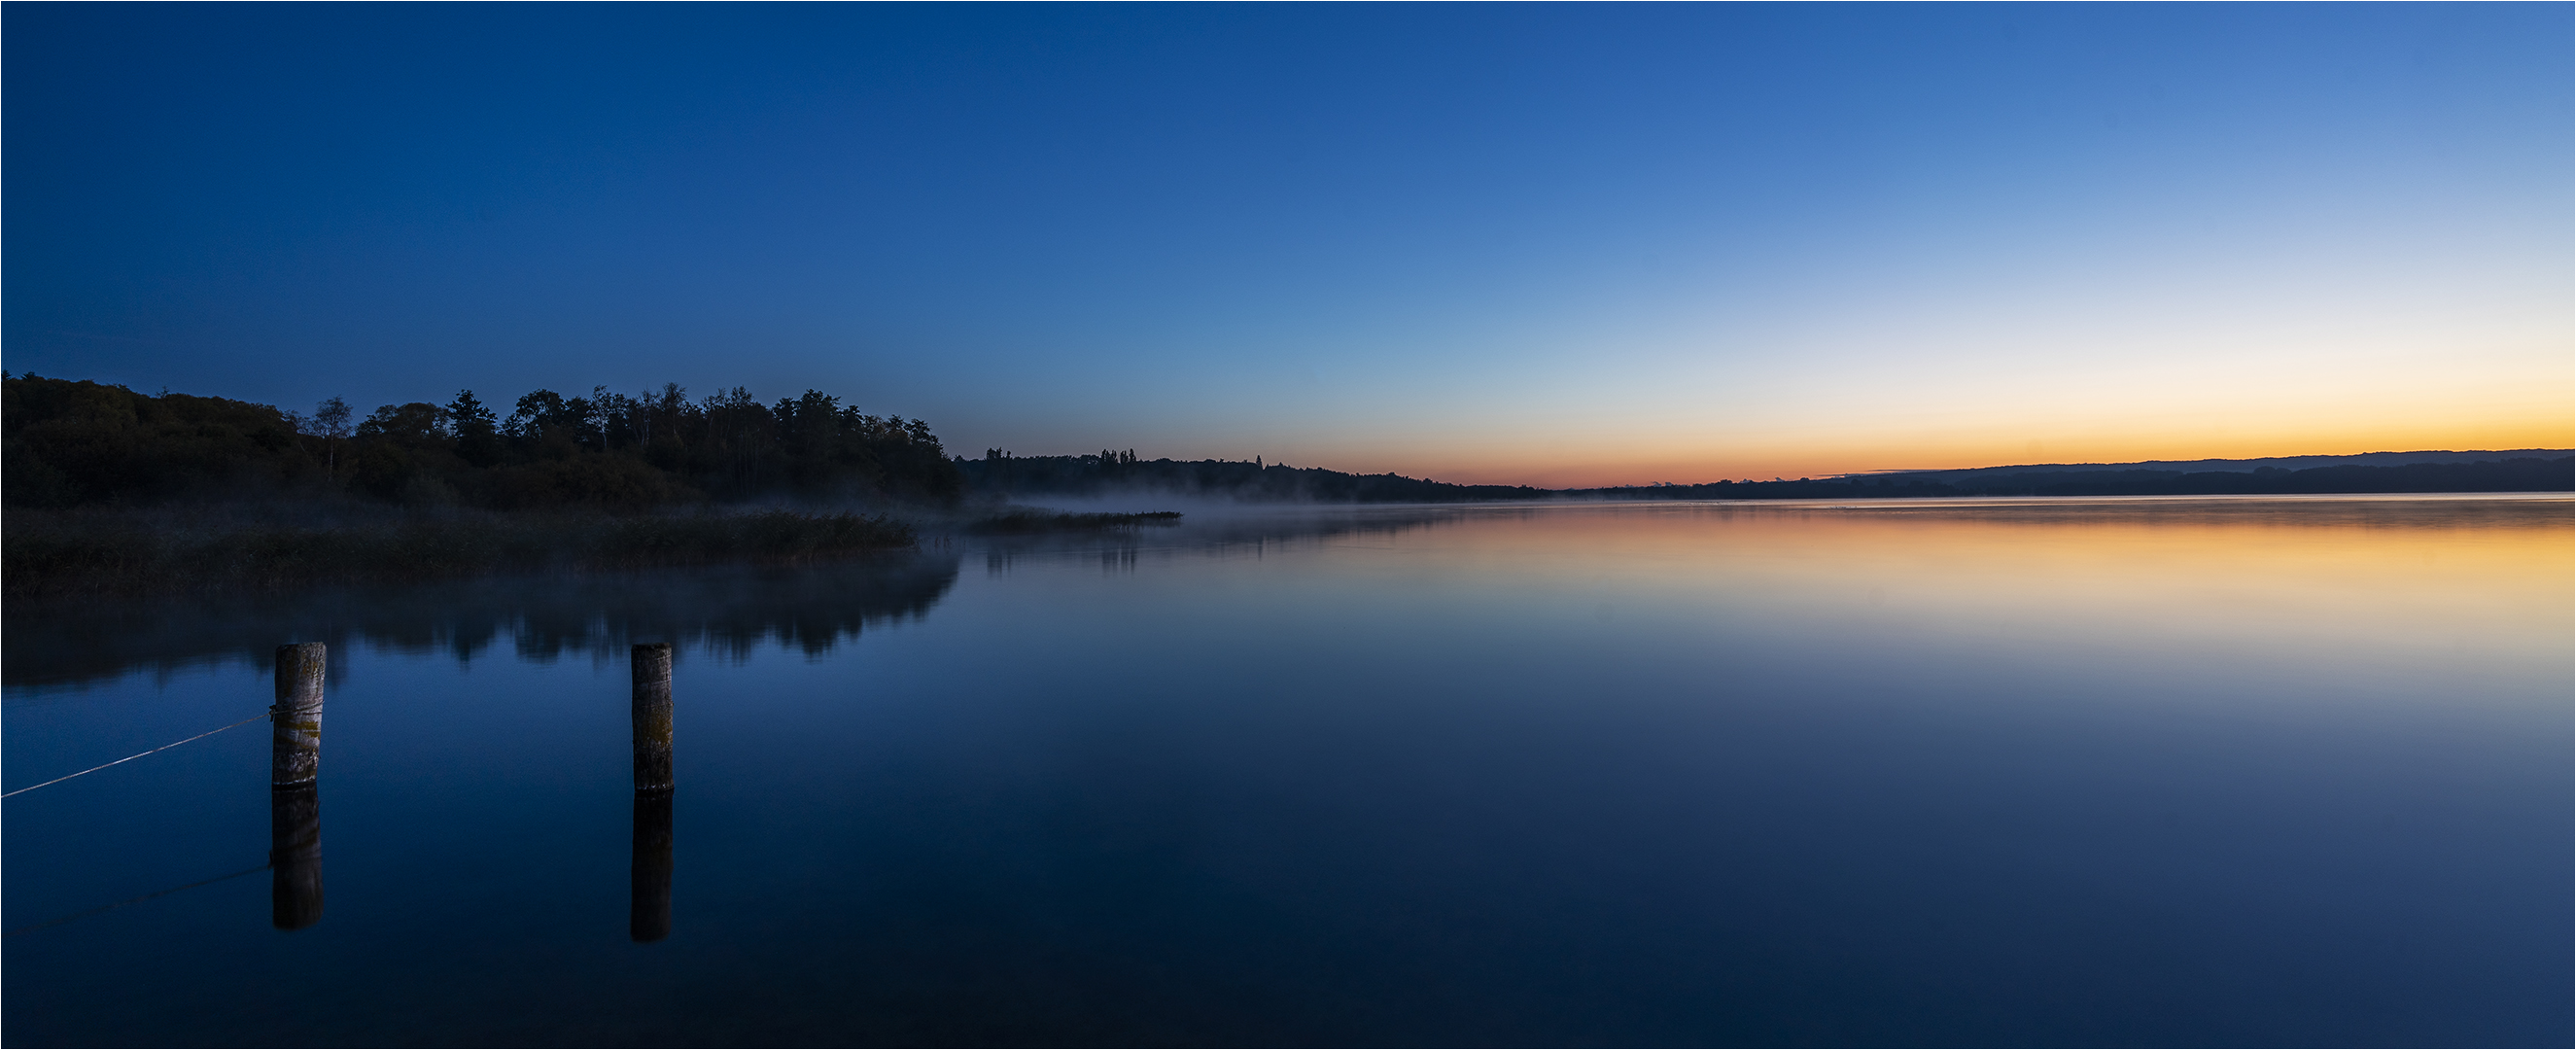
6, 497, 2568, 1046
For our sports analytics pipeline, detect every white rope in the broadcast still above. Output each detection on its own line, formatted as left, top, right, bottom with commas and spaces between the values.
1, 711, 272, 799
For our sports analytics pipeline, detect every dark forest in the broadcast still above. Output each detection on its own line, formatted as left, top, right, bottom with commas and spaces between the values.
3, 374, 961, 509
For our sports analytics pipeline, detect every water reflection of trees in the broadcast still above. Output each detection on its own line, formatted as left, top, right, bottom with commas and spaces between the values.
10, 508, 1505, 686
3, 554, 962, 687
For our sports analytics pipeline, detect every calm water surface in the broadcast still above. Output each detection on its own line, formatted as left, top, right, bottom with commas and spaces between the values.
6, 498, 2568, 1046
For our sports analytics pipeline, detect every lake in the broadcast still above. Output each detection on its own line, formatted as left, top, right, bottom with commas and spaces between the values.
5, 497, 2568, 1046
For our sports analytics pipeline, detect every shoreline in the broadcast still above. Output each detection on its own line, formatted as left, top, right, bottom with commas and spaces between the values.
0, 505, 1203, 600
1, 508, 920, 600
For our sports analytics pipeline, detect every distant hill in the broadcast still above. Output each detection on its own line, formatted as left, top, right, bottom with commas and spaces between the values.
1574, 450, 2574, 501
1864, 449, 2576, 484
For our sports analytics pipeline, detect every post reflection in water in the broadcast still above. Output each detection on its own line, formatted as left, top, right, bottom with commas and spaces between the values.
268, 785, 322, 931
631, 789, 673, 943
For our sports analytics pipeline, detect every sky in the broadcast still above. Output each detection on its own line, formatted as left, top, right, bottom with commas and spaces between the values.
6, 5, 2568, 487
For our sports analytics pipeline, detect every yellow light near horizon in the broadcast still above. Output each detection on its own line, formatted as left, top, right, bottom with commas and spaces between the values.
1323, 268, 2576, 487
1374, 379, 2574, 488
1337, 498, 2573, 677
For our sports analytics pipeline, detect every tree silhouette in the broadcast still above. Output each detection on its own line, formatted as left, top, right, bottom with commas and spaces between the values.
310, 397, 353, 480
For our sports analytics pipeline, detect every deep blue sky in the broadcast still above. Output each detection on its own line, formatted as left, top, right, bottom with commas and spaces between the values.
9, 5, 2567, 483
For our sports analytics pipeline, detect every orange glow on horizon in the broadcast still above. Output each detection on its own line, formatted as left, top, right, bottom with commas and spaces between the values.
1340, 412, 2576, 490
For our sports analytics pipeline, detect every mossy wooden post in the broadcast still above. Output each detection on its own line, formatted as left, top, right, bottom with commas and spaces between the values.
269, 785, 323, 930
272, 643, 326, 786
631, 788, 674, 942
632, 643, 674, 790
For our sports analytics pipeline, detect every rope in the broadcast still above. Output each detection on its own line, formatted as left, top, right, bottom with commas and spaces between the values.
3, 862, 271, 937
0, 711, 272, 799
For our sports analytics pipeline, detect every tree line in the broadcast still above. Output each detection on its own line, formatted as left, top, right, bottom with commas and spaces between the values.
948, 449, 2573, 503
3, 374, 961, 509
14, 372, 2561, 511
959, 450, 1548, 503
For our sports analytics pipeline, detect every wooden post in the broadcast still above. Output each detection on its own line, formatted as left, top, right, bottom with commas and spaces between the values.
630, 788, 673, 942
269, 785, 323, 930
272, 643, 326, 786
630, 642, 676, 942
632, 643, 674, 790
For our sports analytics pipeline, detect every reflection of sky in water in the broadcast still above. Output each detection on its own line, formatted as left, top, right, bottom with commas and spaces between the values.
5, 497, 2567, 1044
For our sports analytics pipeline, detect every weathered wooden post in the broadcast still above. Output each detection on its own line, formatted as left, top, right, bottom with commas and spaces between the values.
269, 784, 324, 930
268, 643, 328, 930
630, 642, 676, 942
632, 643, 674, 791
630, 788, 673, 942
271, 643, 327, 786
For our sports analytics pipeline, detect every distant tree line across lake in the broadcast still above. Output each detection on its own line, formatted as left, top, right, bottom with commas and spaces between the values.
5, 374, 2566, 512
959, 450, 1549, 503
962, 450, 2572, 502
3, 373, 960, 509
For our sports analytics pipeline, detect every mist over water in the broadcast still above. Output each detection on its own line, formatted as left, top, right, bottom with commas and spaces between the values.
5, 497, 2567, 1045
